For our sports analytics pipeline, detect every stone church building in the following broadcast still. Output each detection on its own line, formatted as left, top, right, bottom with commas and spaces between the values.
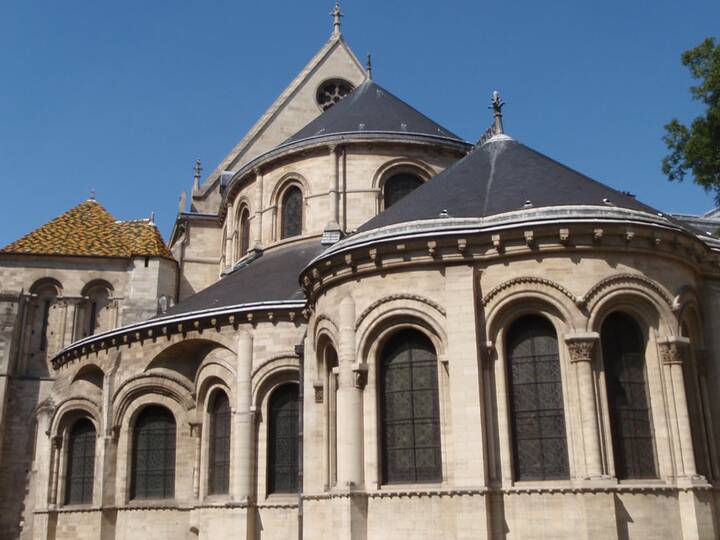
1, 6, 719, 539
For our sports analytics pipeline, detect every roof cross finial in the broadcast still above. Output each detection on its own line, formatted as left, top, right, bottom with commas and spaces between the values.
89, 188, 96, 201
490, 90, 505, 134
366, 53, 372, 80
331, 1, 343, 37
192, 159, 202, 193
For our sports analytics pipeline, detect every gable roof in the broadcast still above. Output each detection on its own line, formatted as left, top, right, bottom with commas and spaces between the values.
1, 199, 173, 259
358, 135, 662, 233
283, 80, 463, 146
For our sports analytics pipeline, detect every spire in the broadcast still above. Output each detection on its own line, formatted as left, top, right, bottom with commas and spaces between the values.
366, 53, 372, 80
490, 90, 505, 134
192, 159, 202, 193
331, 1, 343, 37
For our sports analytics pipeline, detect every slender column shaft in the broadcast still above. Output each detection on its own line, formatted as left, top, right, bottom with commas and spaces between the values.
253, 169, 263, 249
192, 424, 202, 498
234, 330, 254, 501
329, 145, 339, 226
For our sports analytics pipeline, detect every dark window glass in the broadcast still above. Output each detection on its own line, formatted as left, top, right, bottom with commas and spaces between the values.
381, 330, 442, 484
65, 418, 96, 505
40, 299, 51, 351
208, 392, 231, 495
383, 174, 423, 209
602, 313, 657, 479
507, 315, 569, 481
239, 208, 250, 257
267, 384, 299, 494
281, 186, 303, 239
131, 406, 176, 499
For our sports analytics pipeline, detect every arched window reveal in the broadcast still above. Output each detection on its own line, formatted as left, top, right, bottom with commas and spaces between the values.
280, 186, 303, 239
601, 312, 657, 479
208, 392, 231, 495
131, 406, 176, 499
238, 207, 251, 258
267, 384, 299, 494
383, 173, 423, 209
65, 418, 96, 505
506, 315, 569, 481
380, 329, 442, 484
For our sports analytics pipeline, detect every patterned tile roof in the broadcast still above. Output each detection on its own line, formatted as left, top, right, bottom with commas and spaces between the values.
0, 199, 174, 259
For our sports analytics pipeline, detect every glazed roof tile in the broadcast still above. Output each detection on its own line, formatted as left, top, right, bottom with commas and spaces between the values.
1, 199, 173, 259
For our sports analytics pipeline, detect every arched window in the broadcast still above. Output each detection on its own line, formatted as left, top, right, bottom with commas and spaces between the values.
238, 207, 251, 258
267, 383, 299, 494
280, 186, 303, 239
324, 344, 339, 488
506, 315, 569, 481
131, 406, 176, 499
383, 173, 423, 209
208, 392, 231, 495
65, 418, 96, 505
79, 283, 111, 339
29, 281, 60, 354
380, 329, 442, 484
601, 312, 657, 479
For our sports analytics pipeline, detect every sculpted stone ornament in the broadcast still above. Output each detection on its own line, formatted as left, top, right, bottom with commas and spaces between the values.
657, 336, 690, 366
564, 333, 599, 363
352, 362, 369, 389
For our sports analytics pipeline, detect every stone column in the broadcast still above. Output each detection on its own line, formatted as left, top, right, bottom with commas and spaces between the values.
565, 332, 604, 479
323, 145, 342, 244
658, 336, 697, 478
48, 436, 62, 507
336, 295, 365, 488
253, 168, 263, 250
233, 330, 254, 502
191, 423, 202, 498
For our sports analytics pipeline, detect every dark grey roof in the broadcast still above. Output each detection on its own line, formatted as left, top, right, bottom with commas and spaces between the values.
358, 136, 663, 232
163, 240, 324, 316
283, 80, 463, 145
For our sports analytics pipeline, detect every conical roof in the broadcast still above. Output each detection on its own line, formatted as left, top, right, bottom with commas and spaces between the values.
1, 199, 173, 259
283, 80, 463, 145
358, 135, 662, 233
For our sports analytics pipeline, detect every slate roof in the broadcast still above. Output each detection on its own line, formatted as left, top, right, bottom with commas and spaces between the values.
283, 80, 463, 145
358, 135, 663, 233
1, 199, 173, 259
162, 240, 324, 317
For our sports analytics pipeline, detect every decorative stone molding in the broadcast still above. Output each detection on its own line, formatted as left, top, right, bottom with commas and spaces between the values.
482, 276, 578, 306
313, 381, 324, 403
564, 333, 600, 363
354, 294, 446, 331
657, 336, 691, 366
579, 273, 673, 309
352, 362, 369, 389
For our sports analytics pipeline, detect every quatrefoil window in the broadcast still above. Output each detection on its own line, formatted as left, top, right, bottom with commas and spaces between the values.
316, 79, 354, 111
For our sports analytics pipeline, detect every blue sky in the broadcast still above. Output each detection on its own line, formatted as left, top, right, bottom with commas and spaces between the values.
1, 0, 718, 246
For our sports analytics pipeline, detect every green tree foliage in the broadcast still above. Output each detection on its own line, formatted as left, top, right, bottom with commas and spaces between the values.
662, 38, 720, 203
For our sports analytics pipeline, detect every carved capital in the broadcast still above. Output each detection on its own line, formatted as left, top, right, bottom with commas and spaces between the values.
657, 336, 690, 366
313, 381, 324, 403
352, 363, 369, 389
564, 333, 600, 363
190, 422, 202, 438
52, 435, 63, 449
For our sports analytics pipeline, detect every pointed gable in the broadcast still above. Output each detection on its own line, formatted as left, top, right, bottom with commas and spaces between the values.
1, 200, 174, 259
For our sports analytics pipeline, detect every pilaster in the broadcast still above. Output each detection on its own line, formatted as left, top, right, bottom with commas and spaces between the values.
233, 330, 254, 502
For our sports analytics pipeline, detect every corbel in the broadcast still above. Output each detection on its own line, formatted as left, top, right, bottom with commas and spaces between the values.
559, 228, 570, 245
352, 362, 369, 389
524, 230, 535, 247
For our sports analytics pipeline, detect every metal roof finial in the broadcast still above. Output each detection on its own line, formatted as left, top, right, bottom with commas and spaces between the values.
331, 1, 343, 37
366, 53, 372, 80
192, 159, 202, 193
89, 188, 96, 201
490, 90, 505, 134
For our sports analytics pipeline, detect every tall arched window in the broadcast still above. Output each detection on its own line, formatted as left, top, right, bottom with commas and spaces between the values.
208, 391, 231, 495
601, 312, 657, 479
324, 344, 339, 488
28, 281, 60, 354
280, 186, 303, 239
506, 315, 569, 481
380, 329, 442, 484
383, 173, 423, 209
131, 406, 176, 499
238, 207, 251, 258
79, 283, 111, 339
267, 383, 299, 494
65, 418, 96, 505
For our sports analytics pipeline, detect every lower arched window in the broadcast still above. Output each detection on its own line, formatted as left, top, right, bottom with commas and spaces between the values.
208, 392, 231, 495
131, 406, 176, 499
65, 418, 96, 505
602, 312, 657, 479
380, 329, 442, 484
280, 186, 303, 239
267, 384, 299, 494
506, 315, 569, 480
383, 173, 423, 209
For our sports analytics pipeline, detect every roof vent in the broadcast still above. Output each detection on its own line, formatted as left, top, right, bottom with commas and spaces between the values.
358, 123, 366, 131
438, 209, 450, 218
524, 200, 533, 208
400, 122, 408, 131
603, 198, 614, 206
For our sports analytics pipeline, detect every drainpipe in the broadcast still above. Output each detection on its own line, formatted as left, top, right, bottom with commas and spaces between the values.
295, 336, 306, 540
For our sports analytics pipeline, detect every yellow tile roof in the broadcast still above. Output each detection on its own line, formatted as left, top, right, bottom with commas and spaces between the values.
1, 199, 174, 260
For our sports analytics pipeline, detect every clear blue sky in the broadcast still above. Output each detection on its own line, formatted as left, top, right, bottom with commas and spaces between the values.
1, 0, 718, 246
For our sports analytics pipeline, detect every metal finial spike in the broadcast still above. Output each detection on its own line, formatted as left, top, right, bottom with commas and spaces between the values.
489, 90, 506, 134
331, 1, 343, 37
366, 53, 372, 80
149, 211, 156, 224
89, 188, 96, 201
193, 159, 203, 181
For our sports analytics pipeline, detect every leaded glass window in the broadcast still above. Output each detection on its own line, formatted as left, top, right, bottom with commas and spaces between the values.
239, 208, 250, 258
383, 174, 423, 209
65, 418, 96, 505
381, 330, 442, 484
602, 313, 657, 479
507, 315, 569, 481
131, 406, 176, 499
208, 392, 231, 495
281, 186, 303, 239
267, 384, 299, 494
